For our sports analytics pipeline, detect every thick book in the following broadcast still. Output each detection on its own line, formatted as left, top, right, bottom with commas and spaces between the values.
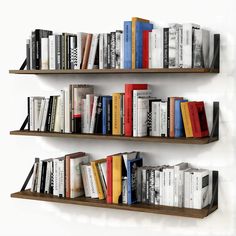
174, 99, 188, 137
181, 102, 193, 137
81, 34, 92, 69
115, 30, 123, 69
124, 21, 132, 69
188, 101, 209, 138
142, 30, 151, 68
41, 38, 49, 70
112, 154, 122, 204
127, 158, 143, 205
124, 84, 148, 137
131, 17, 149, 69
102, 96, 112, 135
135, 22, 153, 68
112, 93, 123, 135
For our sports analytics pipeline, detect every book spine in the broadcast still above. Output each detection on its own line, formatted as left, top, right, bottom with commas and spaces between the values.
50, 96, 58, 132
120, 32, 124, 69
81, 34, 92, 69
149, 169, 155, 204
99, 34, 104, 69
112, 93, 121, 135
122, 177, 128, 204
44, 161, 52, 194
37, 98, 46, 131
87, 165, 98, 198
151, 102, 160, 136
107, 34, 111, 69
148, 32, 152, 68
31, 161, 39, 192
154, 169, 160, 205
142, 30, 150, 69
160, 101, 167, 137
41, 38, 49, 70
60, 90, 65, 132
151, 30, 158, 68
102, 97, 107, 134
103, 33, 108, 69
106, 156, 113, 203
81, 165, 91, 197
49, 35, 56, 70
45, 96, 53, 131
87, 34, 99, 69
141, 168, 147, 203
136, 167, 142, 202
115, 31, 121, 69
106, 98, 112, 135
124, 21, 132, 69
89, 96, 98, 134
178, 26, 183, 68
94, 96, 102, 134
137, 98, 149, 137
91, 162, 104, 200
163, 28, 169, 68
26, 39, 31, 70
110, 32, 116, 69
36, 161, 43, 193
169, 26, 178, 68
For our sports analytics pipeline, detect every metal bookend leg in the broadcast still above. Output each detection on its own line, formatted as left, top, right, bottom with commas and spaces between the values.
20, 158, 39, 192
209, 102, 219, 142
19, 58, 27, 70
207, 171, 219, 215
20, 115, 28, 131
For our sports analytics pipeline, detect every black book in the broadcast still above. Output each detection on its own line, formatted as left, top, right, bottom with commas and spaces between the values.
55, 35, 62, 70
93, 41, 99, 69
27, 97, 30, 130
106, 97, 112, 134
167, 97, 170, 137
26, 39, 30, 70
34, 29, 53, 70
50, 96, 58, 132
40, 161, 47, 193
31, 31, 36, 69
61, 34, 66, 70
146, 168, 150, 204
49, 161, 54, 194
107, 34, 111, 69
163, 28, 169, 68
45, 96, 54, 131
94, 96, 103, 134
110, 32, 116, 69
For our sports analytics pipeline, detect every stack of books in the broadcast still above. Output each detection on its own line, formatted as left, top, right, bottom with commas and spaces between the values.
25, 18, 218, 70
25, 83, 210, 138
30, 151, 214, 209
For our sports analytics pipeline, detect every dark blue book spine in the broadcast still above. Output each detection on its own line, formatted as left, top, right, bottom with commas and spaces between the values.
124, 21, 132, 69
135, 22, 153, 68
174, 99, 188, 137
102, 96, 107, 134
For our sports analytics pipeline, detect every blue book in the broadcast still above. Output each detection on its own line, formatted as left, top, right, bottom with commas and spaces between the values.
102, 96, 112, 134
175, 99, 188, 137
127, 157, 143, 205
135, 22, 153, 68
124, 21, 132, 69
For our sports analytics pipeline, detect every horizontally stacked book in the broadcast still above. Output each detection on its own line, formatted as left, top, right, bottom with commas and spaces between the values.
26, 83, 209, 138
25, 17, 219, 70
30, 151, 215, 209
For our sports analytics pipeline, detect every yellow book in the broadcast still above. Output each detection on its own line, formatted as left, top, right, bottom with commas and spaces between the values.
91, 159, 106, 200
112, 93, 122, 135
181, 102, 193, 138
131, 17, 149, 69
112, 155, 122, 204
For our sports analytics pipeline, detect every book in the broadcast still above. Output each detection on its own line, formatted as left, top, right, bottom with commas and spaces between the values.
163, 28, 169, 68
131, 17, 149, 69
75, 32, 87, 69
99, 33, 104, 69
112, 154, 122, 204
94, 96, 103, 134
26, 39, 31, 70
48, 35, 56, 70
106, 155, 113, 203
84, 94, 94, 133
110, 32, 116, 69
124, 84, 148, 136
127, 157, 143, 205
181, 102, 193, 137
102, 96, 112, 135
87, 34, 99, 69
41, 38, 49, 70
151, 100, 161, 136
103, 33, 108, 69
142, 30, 152, 68
115, 30, 122, 69
124, 21, 132, 69
135, 22, 153, 68
152, 28, 164, 68
137, 97, 149, 137
160, 101, 168, 137
87, 164, 98, 198
174, 99, 188, 137
81, 164, 91, 197
112, 93, 123, 135
81, 34, 92, 69
89, 95, 98, 134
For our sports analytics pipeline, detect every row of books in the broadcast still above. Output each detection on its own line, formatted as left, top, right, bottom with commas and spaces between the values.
30, 151, 215, 209
25, 18, 219, 70
25, 83, 209, 138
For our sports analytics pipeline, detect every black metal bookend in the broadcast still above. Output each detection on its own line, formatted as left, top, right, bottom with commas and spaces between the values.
210, 34, 220, 72
20, 115, 28, 131
207, 170, 219, 215
20, 158, 39, 192
20, 58, 27, 70
209, 101, 219, 142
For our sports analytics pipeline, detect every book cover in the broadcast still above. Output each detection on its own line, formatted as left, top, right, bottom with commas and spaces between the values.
89, 95, 98, 134
112, 155, 122, 204
106, 155, 113, 203
142, 30, 151, 68
110, 32, 116, 69
163, 28, 169, 68
94, 96, 103, 134
181, 102, 193, 137
127, 157, 143, 205
87, 34, 99, 69
131, 17, 149, 69
102, 96, 112, 135
81, 34, 92, 69
124, 21, 132, 69
115, 30, 122, 69
137, 97, 149, 137
112, 93, 123, 135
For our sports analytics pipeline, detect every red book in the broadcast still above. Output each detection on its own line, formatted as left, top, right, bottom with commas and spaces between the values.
188, 102, 209, 138
106, 155, 113, 203
142, 30, 151, 68
124, 84, 148, 136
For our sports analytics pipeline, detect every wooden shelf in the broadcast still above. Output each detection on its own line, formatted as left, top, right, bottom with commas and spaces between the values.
9, 68, 219, 75
10, 130, 218, 144
11, 190, 217, 218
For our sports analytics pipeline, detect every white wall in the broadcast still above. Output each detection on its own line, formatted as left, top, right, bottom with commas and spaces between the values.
0, 0, 236, 235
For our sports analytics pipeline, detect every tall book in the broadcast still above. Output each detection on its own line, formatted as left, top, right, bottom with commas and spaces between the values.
112, 155, 122, 204
106, 155, 113, 203
124, 84, 148, 136
181, 102, 193, 137
142, 30, 152, 68
102, 96, 112, 135
81, 34, 92, 69
131, 17, 149, 69
75, 32, 87, 69
87, 34, 99, 69
124, 21, 132, 69
112, 93, 123, 135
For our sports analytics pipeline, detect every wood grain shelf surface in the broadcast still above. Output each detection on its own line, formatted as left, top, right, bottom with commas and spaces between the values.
10, 130, 218, 144
11, 190, 216, 218
9, 68, 219, 75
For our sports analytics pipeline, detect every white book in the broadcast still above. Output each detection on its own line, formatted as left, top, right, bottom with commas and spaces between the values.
84, 94, 94, 133
34, 97, 43, 131
41, 38, 49, 70
75, 32, 87, 69
49, 35, 56, 70
60, 90, 65, 132
31, 161, 39, 192
100, 162, 107, 185
154, 168, 161, 205
133, 90, 151, 137
40, 98, 49, 132
64, 89, 70, 133
122, 151, 139, 171
30, 36, 33, 70
87, 34, 99, 69
183, 23, 200, 68
122, 177, 128, 204
151, 29, 158, 68
81, 164, 91, 197
148, 31, 152, 68
89, 95, 98, 133
70, 155, 89, 198
103, 34, 108, 68
44, 161, 52, 194
36, 161, 43, 193
99, 34, 104, 69
178, 26, 184, 68
193, 169, 210, 209
156, 28, 164, 68
160, 169, 165, 205
184, 169, 191, 208
29, 97, 34, 131
137, 97, 149, 137
36, 98, 46, 131
87, 165, 98, 198
169, 24, 181, 68
53, 158, 60, 196
173, 162, 189, 207
54, 96, 61, 132
151, 101, 161, 136
120, 32, 124, 69
165, 167, 175, 206
208, 170, 213, 205
115, 31, 122, 69
58, 158, 65, 197
160, 101, 167, 137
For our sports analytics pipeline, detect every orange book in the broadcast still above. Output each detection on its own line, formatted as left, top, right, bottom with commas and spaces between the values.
112, 155, 122, 204
112, 93, 123, 135
81, 34, 92, 69
181, 102, 193, 137
131, 17, 149, 69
